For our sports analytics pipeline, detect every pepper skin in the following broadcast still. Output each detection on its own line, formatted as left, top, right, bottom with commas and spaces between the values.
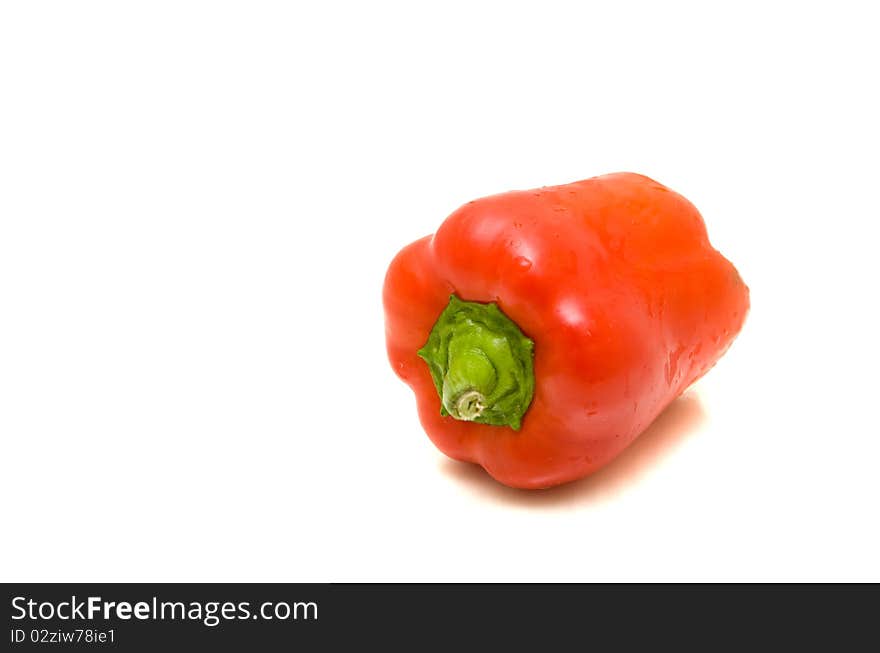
383, 173, 749, 489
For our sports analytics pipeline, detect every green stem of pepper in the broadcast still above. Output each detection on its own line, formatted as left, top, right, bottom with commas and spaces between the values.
417, 295, 535, 430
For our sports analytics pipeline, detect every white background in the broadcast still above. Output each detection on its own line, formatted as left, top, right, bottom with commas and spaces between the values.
2, 1, 878, 582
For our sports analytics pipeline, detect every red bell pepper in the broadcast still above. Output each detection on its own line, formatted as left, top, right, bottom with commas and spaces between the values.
383, 173, 749, 489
